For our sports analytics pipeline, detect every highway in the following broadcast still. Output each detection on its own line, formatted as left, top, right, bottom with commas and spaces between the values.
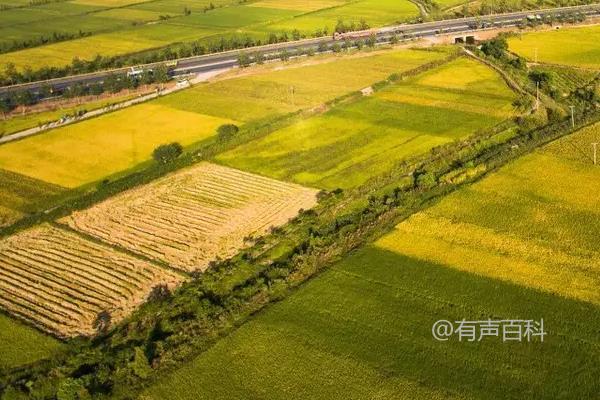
1, 3, 599, 96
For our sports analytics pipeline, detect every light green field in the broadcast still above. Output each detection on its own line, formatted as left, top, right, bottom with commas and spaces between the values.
0, 104, 235, 187
0, 92, 141, 136
145, 123, 600, 400
247, 0, 347, 12
508, 25, 600, 69
0, 24, 221, 70
159, 49, 450, 121
263, 0, 417, 34
0, 0, 419, 71
0, 48, 446, 189
217, 57, 516, 189
0, 313, 64, 369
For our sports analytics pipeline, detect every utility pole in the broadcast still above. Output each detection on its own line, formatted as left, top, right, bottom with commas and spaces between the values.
535, 81, 540, 110
593, 143, 598, 165
569, 105, 575, 128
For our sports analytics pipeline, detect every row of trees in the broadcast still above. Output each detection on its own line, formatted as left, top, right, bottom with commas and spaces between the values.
0, 65, 169, 117
0, 30, 92, 55
237, 35, 379, 67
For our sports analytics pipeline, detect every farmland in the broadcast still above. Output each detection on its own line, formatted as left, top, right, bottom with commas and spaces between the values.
0, 223, 184, 337
217, 56, 517, 189
0, 169, 66, 228
508, 25, 600, 69
0, 48, 446, 189
0, 90, 145, 136
63, 162, 318, 272
145, 122, 600, 400
0, 0, 420, 71
0, 313, 64, 369
0, 103, 235, 187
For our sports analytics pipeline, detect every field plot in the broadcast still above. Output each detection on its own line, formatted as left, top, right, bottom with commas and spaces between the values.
0, 0, 417, 71
0, 169, 66, 228
159, 48, 449, 122
0, 91, 142, 136
386, 121, 600, 304
217, 56, 516, 189
261, 0, 417, 35
508, 25, 600, 69
146, 124, 600, 400
0, 48, 445, 193
0, 313, 64, 369
0, 104, 234, 188
0, 224, 183, 337
64, 162, 318, 272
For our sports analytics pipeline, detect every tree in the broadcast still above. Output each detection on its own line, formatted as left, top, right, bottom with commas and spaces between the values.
415, 171, 436, 189
57, 378, 90, 400
480, 37, 508, 59
366, 34, 377, 48
279, 49, 290, 61
217, 124, 239, 142
237, 51, 251, 67
152, 142, 183, 164
528, 70, 553, 88
154, 64, 169, 83
0, 96, 14, 119
253, 52, 265, 64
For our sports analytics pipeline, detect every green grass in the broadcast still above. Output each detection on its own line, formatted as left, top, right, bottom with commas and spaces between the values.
0, 313, 64, 369
217, 56, 516, 189
508, 25, 600, 69
145, 123, 600, 400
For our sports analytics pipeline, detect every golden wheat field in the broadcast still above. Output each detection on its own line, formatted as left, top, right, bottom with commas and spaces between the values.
63, 162, 319, 272
0, 224, 183, 337
378, 122, 600, 305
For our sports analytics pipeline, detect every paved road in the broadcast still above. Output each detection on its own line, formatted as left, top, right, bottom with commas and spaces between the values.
1, 3, 599, 96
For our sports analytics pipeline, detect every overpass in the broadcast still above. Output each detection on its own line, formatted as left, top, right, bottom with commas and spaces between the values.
1, 3, 599, 96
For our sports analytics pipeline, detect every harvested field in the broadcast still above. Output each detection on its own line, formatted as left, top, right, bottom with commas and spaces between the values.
0, 224, 183, 337
63, 162, 319, 272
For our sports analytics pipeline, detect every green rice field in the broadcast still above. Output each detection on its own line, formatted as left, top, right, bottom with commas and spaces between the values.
508, 25, 600, 69
0, 313, 64, 370
0, 0, 419, 71
0, 48, 445, 188
217, 56, 517, 189
145, 122, 600, 400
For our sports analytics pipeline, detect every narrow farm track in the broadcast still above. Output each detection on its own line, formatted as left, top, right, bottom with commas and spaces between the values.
0, 224, 184, 338
63, 162, 319, 272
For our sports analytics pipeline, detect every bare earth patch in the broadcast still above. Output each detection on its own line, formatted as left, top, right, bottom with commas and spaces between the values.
0, 224, 183, 338
63, 162, 319, 272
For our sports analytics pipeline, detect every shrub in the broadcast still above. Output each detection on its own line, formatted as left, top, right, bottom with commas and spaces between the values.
152, 142, 183, 164
480, 37, 508, 59
217, 124, 239, 142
